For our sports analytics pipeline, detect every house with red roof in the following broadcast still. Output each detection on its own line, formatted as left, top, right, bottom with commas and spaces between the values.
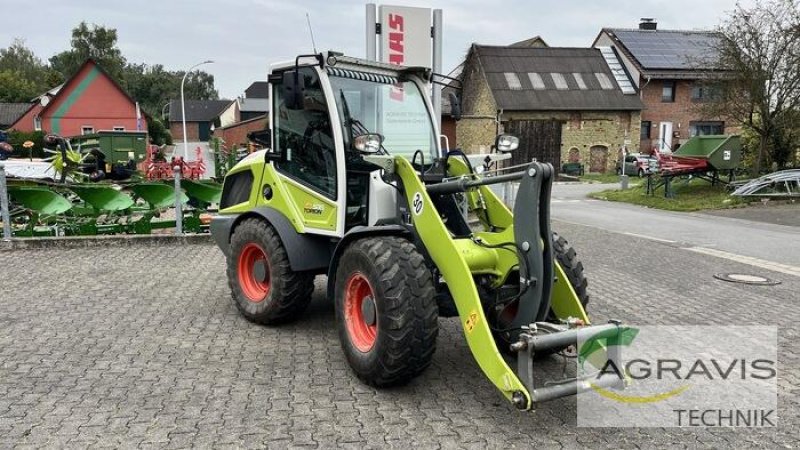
11, 59, 143, 137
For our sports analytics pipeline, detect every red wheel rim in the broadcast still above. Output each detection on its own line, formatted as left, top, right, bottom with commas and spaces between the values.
344, 272, 378, 352
238, 242, 271, 302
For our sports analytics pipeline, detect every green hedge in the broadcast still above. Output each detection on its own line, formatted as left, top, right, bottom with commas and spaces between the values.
5, 130, 46, 159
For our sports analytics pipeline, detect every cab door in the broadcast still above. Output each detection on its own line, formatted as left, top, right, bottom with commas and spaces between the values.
266, 66, 345, 237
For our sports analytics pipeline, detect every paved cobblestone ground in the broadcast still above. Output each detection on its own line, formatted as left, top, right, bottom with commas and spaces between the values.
1, 222, 798, 448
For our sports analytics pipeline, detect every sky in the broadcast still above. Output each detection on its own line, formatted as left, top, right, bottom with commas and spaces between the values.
0, 0, 752, 99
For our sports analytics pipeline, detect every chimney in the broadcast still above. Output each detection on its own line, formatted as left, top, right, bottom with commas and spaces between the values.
639, 18, 657, 30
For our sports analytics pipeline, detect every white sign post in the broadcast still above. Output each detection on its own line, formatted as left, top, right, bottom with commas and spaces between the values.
366, 4, 443, 138
377, 5, 432, 67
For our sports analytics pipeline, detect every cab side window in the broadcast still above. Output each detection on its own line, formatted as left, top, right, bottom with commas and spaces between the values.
273, 68, 337, 199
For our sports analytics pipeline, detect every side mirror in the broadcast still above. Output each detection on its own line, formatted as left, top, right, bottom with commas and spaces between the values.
353, 133, 384, 154
448, 92, 462, 121
495, 134, 519, 153
282, 70, 305, 110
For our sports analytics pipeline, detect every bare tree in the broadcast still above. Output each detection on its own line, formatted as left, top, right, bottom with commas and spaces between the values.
704, 0, 800, 172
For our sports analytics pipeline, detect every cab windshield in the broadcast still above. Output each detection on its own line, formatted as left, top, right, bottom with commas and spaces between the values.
329, 72, 438, 162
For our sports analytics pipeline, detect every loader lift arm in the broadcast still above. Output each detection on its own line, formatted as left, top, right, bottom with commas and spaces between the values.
395, 158, 624, 409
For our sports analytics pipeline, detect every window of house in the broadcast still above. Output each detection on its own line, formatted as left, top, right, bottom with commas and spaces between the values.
113, 126, 125, 131
551, 73, 569, 90
527, 73, 546, 90
572, 73, 588, 90
33, 116, 41, 131
662, 81, 676, 102
81, 126, 94, 135
595, 73, 614, 90
691, 84, 718, 102
640, 121, 652, 139
689, 121, 724, 137
504, 72, 522, 90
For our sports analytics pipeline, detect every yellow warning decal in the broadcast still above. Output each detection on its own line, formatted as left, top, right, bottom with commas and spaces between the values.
465, 309, 480, 333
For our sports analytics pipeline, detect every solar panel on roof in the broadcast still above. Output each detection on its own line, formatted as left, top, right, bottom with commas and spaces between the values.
613, 29, 719, 69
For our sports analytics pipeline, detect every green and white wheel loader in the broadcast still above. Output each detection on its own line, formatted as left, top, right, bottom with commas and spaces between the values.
210, 52, 626, 410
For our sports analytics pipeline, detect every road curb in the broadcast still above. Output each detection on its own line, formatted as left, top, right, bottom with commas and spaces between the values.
0, 233, 213, 252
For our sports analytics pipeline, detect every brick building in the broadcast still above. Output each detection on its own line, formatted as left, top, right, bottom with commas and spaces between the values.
457, 44, 642, 173
11, 59, 143, 136
593, 20, 727, 153
218, 82, 270, 128
168, 99, 231, 142
214, 114, 268, 150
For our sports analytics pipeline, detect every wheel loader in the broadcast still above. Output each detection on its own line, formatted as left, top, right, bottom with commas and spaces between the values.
210, 52, 626, 410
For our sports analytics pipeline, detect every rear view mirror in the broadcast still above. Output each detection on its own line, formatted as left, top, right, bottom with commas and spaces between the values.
495, 134, 519, 153
448, 92, 462, 121
282, 71, 305, 110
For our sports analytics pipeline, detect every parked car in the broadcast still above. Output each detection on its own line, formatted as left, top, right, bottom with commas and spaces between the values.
616, 153, 658, 177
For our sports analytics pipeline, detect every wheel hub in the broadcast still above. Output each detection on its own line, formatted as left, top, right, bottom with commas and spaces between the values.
344, 272, 378, 352
253, 260, 267, 282
361, 296, 376, 326
237, 242, 271, 302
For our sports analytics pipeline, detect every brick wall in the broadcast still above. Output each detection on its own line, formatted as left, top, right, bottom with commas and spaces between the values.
638, 79, 729, 152
169, 122, 200, 141
215, 116, 269, 150
503, 110, 641, 173
441, 117, 457, 151
457, 52, 499, 153
455, 50, 641, 171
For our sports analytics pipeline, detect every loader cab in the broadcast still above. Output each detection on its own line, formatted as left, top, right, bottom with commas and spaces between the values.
267, 54, 441, 234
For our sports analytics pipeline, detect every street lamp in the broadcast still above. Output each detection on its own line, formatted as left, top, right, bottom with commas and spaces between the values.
161, 102, 170, 121
181, 60, 214, 159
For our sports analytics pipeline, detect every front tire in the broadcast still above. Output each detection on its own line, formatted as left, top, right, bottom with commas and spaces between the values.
334, 236, 438, 386
227, 218, 315, 324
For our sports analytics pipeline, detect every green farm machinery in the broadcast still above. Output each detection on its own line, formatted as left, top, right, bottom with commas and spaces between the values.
210, 53, 629, 410
2, 134, 223, 237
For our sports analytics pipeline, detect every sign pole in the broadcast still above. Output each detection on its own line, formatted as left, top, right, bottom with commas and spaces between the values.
366, 4, 377, 61
432, 9, 443, 135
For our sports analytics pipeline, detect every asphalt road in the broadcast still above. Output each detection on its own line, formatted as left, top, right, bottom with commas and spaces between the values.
552, 182, 800, 270
0, 194, 798, 447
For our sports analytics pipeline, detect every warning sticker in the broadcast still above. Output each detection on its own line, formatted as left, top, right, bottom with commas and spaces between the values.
465, 309, 480, 333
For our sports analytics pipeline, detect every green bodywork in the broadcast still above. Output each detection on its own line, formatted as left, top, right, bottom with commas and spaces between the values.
219, 154, 339, 233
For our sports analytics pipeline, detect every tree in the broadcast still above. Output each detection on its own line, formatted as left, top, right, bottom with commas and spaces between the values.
703, 0, 800, 172
124, 63, 219, 117
146, 116, 172, 146
0, 39, 55, 99
0, 70, 39, 102
49, 22, 126, 82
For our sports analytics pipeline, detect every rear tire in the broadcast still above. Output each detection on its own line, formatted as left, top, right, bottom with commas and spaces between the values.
334, 236, 438, 386
227, 218, 315, 324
